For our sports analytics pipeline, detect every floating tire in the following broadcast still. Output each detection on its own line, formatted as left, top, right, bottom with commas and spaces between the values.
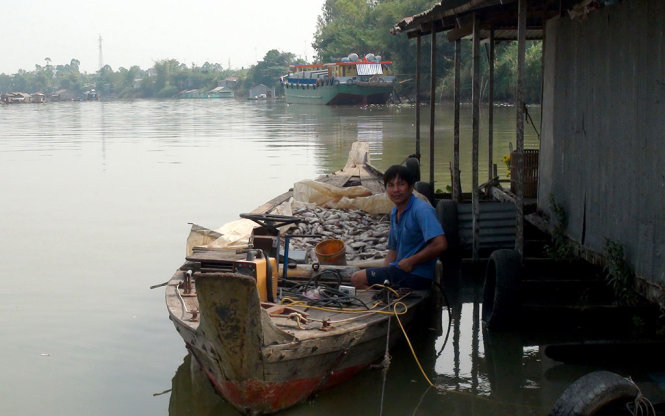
436, 200, 458, 249
414, 181, 433, 203
405, 157, 421, 182
549, 371, 639, 416
482, 249, 522, 331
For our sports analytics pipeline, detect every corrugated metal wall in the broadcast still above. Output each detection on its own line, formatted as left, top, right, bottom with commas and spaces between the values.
539, 0, 665, 290
457, 202, 517, 250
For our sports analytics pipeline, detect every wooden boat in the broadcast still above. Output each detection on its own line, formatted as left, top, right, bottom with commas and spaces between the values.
283, 53, 396, 105
164, 142, 431, 414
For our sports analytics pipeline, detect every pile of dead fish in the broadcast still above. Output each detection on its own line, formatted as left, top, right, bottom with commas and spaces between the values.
286, 206, 390, 262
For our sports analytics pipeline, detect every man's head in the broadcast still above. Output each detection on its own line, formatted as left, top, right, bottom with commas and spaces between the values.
383, 165, 414, 208
383, 165, 415, 187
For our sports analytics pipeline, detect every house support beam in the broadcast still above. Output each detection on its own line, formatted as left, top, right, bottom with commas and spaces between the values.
488, 28, 495, 182
472, 13, 481, 260
453, 39, 462, 202
429, 26, 437, 187
415, 33, 422, 157
515, 0, 527, 259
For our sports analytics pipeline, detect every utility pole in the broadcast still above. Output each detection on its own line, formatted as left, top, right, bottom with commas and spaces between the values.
98, 35, 104, 70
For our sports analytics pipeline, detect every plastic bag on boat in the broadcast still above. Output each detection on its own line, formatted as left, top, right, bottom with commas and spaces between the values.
185, 224, 222, 256
293, 179, 393, 214
208, 219, 258, 250
187, 201, 297, 253
328, 193, 394, 214
293, 180, 372, 205
292, 179, 430, 214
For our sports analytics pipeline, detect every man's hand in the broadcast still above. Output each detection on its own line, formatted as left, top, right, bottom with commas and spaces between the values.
397, 235, 447, 273
383, 250, 397, 267
397, 257, 415, 273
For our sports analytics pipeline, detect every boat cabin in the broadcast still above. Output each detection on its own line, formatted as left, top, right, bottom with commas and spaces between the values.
285, 54, 396, 85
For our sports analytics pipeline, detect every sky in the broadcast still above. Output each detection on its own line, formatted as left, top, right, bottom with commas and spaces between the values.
0, 0, 326, 74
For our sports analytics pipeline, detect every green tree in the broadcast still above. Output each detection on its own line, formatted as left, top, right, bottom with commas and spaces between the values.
246, 50, 299, 90
311, 0, 542, 103
312, 0, 455, 100
313, 0, 374, 61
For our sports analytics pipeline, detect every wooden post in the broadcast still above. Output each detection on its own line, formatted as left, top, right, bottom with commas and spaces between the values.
515, 0, 526, 259
472, 13, 480, 261
453, 39, 462, 202
416, 33, 421, 157
429, 26, 437, 187
488, 29, 495, 183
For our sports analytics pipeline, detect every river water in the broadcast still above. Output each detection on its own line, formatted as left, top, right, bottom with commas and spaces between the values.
0, 99, 658, 416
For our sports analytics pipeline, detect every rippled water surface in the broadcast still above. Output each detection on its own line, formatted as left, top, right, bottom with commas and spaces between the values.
5, 99, 659, 416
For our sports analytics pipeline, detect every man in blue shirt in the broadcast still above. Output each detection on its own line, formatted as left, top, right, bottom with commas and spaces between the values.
351, 165, 447, 290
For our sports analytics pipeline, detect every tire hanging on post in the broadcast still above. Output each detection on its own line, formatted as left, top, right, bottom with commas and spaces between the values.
482, 249, 522, 330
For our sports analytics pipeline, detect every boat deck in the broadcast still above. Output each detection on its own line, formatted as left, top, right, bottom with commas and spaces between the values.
167, 142, 389, 334
166, 265, 427, 339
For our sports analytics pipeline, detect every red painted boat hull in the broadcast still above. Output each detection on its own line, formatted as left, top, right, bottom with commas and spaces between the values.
195, 355, 367, 414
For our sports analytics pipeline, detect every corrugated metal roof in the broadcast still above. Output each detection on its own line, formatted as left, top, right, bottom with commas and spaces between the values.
392, 0, 561, 41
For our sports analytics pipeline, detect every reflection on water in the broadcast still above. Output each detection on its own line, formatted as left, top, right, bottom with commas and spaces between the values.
169, 270, 665, 415
4, 99, 660, 416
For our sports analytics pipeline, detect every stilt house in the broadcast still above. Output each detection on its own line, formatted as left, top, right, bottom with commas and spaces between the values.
393, 0, 665, 307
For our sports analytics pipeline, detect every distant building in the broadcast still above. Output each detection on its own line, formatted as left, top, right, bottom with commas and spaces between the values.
51, 89, 78, 101
218, 77, 238, 89
30, 93, 45, 103
248, 84, 274, 100
207, 86, 234, 98
2, 92, 31, 103
179, 87, 233, 99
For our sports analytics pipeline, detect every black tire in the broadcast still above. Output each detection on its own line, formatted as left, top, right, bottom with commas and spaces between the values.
549, 371, 639, 416
436, 200, 458, 249
414, 181, 433, 203
405, 157, 421, 182
482, 249, 522, 331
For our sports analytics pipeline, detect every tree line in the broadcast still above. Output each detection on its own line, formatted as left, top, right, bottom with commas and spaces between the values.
1, 0, 542, 103
0, 54, 298, 100
313, 0, 542, 103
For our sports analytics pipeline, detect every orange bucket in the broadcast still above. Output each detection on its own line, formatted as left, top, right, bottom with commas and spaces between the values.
314, 239, 347, 265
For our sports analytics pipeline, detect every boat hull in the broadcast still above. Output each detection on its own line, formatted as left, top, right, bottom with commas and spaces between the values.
194, 352, 367, 414
170, 271, 427, 414
284, 82, 393, 105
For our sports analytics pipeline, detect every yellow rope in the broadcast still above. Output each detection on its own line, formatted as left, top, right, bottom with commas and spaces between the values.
392, 302, 437, 387
391, 303, 545, 411
279, 285, 409, 319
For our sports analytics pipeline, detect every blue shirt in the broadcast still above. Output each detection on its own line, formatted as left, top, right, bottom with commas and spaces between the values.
388, 194, 445, 280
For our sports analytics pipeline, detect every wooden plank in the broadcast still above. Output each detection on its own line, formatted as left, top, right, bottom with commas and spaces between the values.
514, 0, 527, 259
447, 22, 473, 42
416, 33, 421, 156
359, 178, 384, 195
472, 13, 481, 260
488, 28, 495, 182
319, 174, 352, 188
453, 39, 462, 202
429, 25, 437, 186
251, 191, 293, 214
186, 248, 244, 264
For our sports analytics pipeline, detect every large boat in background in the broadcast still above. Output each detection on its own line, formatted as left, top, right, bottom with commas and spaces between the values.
282, 53, 396, 105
